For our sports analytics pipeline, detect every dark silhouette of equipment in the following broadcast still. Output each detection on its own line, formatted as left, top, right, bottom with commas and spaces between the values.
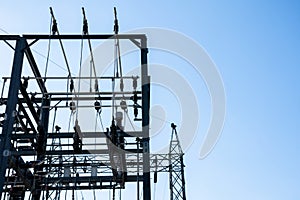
0, 7, 186, 200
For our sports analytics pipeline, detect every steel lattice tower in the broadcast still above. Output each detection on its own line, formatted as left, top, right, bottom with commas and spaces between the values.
169, 123, 187, 200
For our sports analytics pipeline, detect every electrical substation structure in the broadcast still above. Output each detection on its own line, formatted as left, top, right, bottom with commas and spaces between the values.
0, 8, 186, 200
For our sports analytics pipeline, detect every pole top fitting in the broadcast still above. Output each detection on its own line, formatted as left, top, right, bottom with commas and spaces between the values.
171, 123, 177, 129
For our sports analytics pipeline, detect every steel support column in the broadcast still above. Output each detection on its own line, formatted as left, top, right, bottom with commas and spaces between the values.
141, 36, 151, 200
0, 38, 26, 198
32, 97, 50, 200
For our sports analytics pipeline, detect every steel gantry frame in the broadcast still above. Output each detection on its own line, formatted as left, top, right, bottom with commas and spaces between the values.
0, 34, 186, 200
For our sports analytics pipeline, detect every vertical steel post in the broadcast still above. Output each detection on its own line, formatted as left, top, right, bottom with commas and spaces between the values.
32, 97, 50, 200
137, 140, 140, 200
141, 36, 151, 200
180, 155, 187, 200
169, 163, 173, 200
0, 38, 26, 198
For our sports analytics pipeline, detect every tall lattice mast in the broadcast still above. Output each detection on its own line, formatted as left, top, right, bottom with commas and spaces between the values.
169, 123, 187, 200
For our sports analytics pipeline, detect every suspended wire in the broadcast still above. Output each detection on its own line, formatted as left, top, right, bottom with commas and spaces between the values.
123, 109, 126, 129
49, 7, 78, 110
113, 7, 123, 78
68, 111, 74, 134
0, 27, 9, 34
28, 192, 32, 200
44, 15, 53, 82
113, 7, 125, 103
139, 190, 143, 200
0, 78, 7, 100
110, 7, 120, 121
80, 191, 84, 200
80, 8, 105, 134
68, 111, 75, 151
114, 38, 119, 78
153, 182, 157, 200
82, 8, 99, 92
111, 7, 126, 122
33, 49, 72, 75
51, 107, 58, 133
93, 189, 96, 200
90, 60, 93, 92
111, 77, 116, 119
50, 7, 72, 78
87, 32, 99, 91
97, 112, 105, 133
42, 190, 45, 200
125, 111, 135, 131
76, 31, 84, 121
94, 112, 98, 149
114, 36, 123, 93
151, 114, 173, 125
49, 100, 62, 111
0, 27, 74, 84
116, 38, 123, 78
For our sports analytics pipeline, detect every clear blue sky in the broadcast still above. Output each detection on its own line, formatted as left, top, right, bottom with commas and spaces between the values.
1, 1, 300, 200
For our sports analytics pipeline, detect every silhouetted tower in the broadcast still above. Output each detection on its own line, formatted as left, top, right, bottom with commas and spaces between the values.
169, 123, 186, 200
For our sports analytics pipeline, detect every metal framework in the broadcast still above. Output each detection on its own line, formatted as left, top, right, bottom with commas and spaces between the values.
169, 124, 186, 200
0, 33, 186, 200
